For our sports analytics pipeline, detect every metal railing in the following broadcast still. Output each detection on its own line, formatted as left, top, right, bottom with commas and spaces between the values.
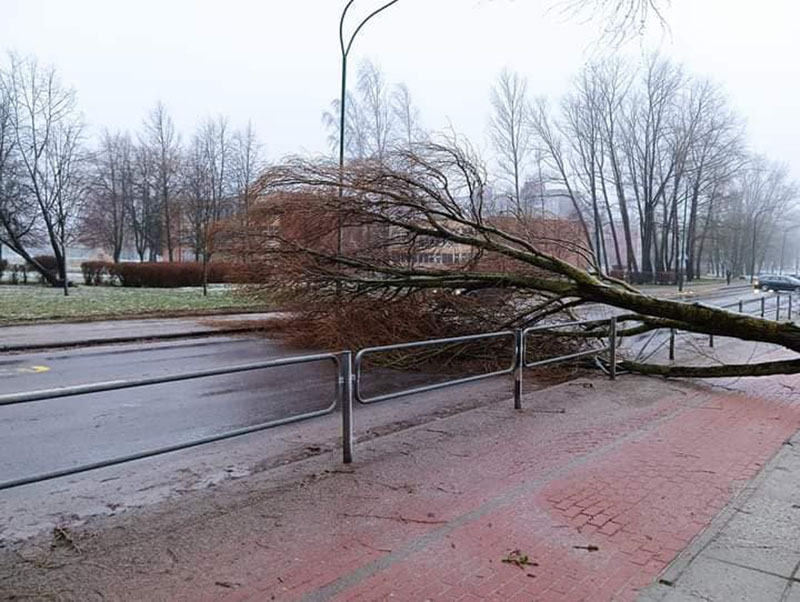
519, 319, 617, 408
354, 331, 516, 404
0, 318, 618, 490
0, 352, 347, 491
666, 291, 793, 359
355, 318, 617, 410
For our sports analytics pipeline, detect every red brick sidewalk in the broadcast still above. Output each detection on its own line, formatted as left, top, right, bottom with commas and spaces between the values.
201, 374, 800, 602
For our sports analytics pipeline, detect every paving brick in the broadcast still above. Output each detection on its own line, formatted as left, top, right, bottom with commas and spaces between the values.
70, 373, 800, 602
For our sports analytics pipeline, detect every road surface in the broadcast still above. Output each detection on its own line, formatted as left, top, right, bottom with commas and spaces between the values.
0, 337, 340, 483
0, 334, 511, 487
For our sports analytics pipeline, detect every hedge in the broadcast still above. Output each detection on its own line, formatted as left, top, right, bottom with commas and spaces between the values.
81, 261, 112, 285
0, 259, 7, 282
28, 255, 59, 283
80, 261, 235, 287
609, 269, 678, 285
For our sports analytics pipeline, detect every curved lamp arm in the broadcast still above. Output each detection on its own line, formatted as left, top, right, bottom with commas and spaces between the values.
340, 0, 402, 59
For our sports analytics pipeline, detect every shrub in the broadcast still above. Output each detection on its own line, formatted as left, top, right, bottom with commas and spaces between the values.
28, 255, 59, 283
107, 261, 235, 288
80, 261, 113, 285
655, 270, 677, 285
0, 259, 7, 283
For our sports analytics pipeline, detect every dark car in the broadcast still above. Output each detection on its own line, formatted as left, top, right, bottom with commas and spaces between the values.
753, 274, 800, 292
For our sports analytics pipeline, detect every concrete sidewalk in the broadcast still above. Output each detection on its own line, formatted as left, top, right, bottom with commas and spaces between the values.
0, 312, 280, 351
2, 371, 800, 601
642, 425, 800, 601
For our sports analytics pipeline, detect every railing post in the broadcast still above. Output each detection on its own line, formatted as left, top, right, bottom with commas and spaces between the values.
608, 317, 617, 380
709, 333, 714, 348
776, 295, 781, 321
738, 299, 743, 313
669, 329, 675, 361
339, 351, 354, 464
790, 295, 793, 321
761, 297, 766, 317
514, 329, 524, 410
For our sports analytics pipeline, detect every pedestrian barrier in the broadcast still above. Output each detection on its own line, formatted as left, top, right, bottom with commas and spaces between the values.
0, 353, 342, 491
0, 319, 618, 490
353, 331, 517, 404
662, 292, 791, 359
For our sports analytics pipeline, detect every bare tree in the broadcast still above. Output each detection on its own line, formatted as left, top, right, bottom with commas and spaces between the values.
128, 142, 159, 261
489, 69, 532, 211
0, 64, 33, 269
391, 83, 423, 150
620, 55, 685, 281
529, 97, 595, 259
184, 116, 232, 294
323, 61, 422, 160
739, 158, 796, 280
594, 58, 638, 274
231, 121, 264, 262
323, 92, 370, 160
143, 102, 181, 262
679, 80, 744, 281
560, 66, 611, 272
82, 130, 134, 262
1, 54, 86, 294
357, 60, 394, 161
556, 0, 668, 45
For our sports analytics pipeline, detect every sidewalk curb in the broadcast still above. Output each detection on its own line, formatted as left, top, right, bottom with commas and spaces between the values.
0, 327, 265, 353
640, 428, 800, 600
0, 307, 275, 328
650, 283, 751, 300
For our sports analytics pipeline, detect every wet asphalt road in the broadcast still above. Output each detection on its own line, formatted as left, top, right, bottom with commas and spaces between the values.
0, 335, 504, 484
0, 337, 339, 482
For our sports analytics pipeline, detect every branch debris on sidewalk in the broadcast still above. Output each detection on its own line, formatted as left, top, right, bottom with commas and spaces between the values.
501, 549, 538, 568
51, 527, 81, 554
340, 512, 446, 525
573, 544, 600, 552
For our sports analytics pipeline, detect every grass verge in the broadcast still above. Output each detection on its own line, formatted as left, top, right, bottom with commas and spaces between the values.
0, 284, 265, 324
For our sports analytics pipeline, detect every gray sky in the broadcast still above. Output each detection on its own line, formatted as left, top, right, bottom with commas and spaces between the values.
2, 0, 799, 177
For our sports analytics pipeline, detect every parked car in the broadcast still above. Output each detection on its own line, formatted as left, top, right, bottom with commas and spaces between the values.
753, 274, 800, 292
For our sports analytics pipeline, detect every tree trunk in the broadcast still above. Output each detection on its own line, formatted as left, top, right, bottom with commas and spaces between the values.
202, 254, 209, 297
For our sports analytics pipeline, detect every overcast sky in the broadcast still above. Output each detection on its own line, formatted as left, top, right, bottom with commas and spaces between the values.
2, 0, 799, 178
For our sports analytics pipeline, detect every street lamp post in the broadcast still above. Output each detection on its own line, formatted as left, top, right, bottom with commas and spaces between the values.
337, 0, 401, 257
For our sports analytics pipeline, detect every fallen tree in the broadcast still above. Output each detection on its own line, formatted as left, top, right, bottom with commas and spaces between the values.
242, 138, 800, 378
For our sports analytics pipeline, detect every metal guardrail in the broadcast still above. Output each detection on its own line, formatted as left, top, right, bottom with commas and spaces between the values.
0, 318, 618, 490
0, 354, 340, 406
668, 291, 793, 359
519, 319, 616, 409
0, 352, 346, 491
355, 319, 617, 410
354, 331, 516, 404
